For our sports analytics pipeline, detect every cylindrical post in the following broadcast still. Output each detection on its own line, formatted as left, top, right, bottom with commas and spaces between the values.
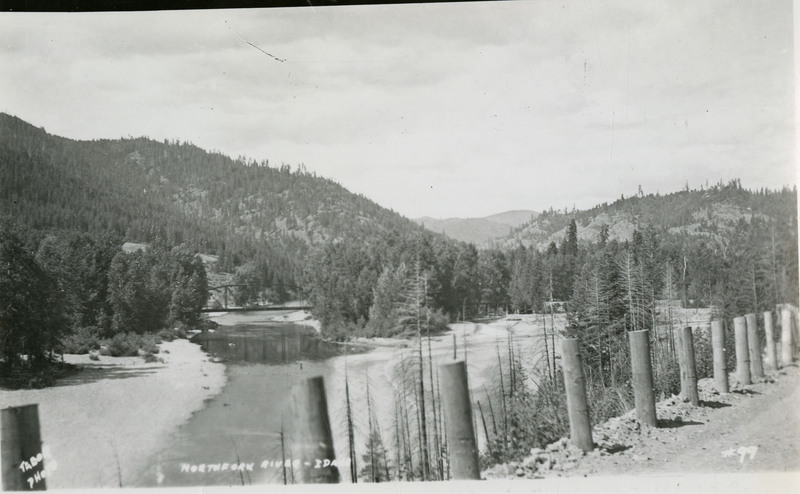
628, 330, 656, 426
711, 320, 729, 393
763, 311, 778, 372
676, 327, 686, 398
794, 309, 800, 358
2, 404, 46, 491
781, 308, 793, 366
561, 338, 593, 452
679, 327, 699, 405
291, 376, 339, 483
745, 313, 764, 378
439, 360, 480, 480
734, 316, 751, 386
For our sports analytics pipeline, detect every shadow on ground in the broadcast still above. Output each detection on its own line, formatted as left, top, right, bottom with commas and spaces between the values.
732, 388, 761, 396
700, 400, 732, 409
657, 418, 704, 429
604, 444, 632, 454
51, 365, 163, 387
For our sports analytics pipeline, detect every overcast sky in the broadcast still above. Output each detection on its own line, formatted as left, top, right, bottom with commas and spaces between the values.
0, 1, 795, 219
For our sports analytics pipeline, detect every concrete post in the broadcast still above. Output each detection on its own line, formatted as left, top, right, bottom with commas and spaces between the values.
628, 330, 657, 426
763, 311, 778, 372
2, 404, 46, 491
561, 338, 593, 452
711, 320, 729, 393
734, 316, 751, 385
679, 327, 699, 405
676, 326, 686, 398
781, 308, 793, 366
291, 376, 340, 483
439, 360, 481, 480
745, 313, 764, 379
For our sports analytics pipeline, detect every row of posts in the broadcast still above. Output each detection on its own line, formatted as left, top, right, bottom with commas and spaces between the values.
3, 307, 798, 488
563, 307, 799, 453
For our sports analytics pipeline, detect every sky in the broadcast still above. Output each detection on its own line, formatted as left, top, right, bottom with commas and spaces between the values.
0, 1, 796, 219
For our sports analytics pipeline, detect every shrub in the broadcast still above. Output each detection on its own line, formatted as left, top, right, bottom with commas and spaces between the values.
158, 328, 177, 342
322, 320, 356, 342
654, 357, 681, 399
107, 333, 141, 357
478, 351, 569, 468
140, 333, 160, 355
61, 326, 101, 355
198, 319, 218, 331
24, 372, 55, 389
693, 329, 714, 380
586, 377, 633, 425
159, 322, 192, 341
106, 332, 160, 357
426, 309, 451, 335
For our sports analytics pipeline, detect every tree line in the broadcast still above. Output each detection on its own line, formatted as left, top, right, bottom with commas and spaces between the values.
304, 182, 798, 348
0, 219, 208, 378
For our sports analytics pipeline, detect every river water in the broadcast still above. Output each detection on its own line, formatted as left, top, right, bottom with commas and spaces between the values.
136, 311, 553, 487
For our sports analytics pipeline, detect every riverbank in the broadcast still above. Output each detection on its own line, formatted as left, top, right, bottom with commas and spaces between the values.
0, 338, 226, 489
205, 309, 321, 333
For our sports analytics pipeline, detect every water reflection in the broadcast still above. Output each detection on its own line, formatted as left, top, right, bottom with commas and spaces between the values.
139, 322, 371, 487
191, 324, 357, 365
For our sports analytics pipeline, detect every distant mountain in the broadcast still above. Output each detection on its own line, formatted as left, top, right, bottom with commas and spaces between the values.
484, 210, 540, 228
0, 113, 433, 291
499, 182, 797, 251
413, 210, 538, 244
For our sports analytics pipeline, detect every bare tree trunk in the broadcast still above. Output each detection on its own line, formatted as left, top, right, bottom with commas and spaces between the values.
426, 305, 441, 480
393, 393, 402, 480
507, 332, 516, 396
344, 366, 358, 483
479, 388, 495, 437
366, 376, 376, 482
477, 400, 492, 457
416, 286, 430, 480
550, 306, 558, 381
541, 309, 552, 382
495, 337, 508, 454
399, 355, 415, 480
280, 417, 287, 485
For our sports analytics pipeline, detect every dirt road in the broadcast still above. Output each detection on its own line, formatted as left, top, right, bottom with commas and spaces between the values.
572, 366, 800, 476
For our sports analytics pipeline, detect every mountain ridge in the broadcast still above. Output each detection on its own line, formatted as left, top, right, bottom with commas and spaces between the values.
495, 183, 796, 252
413, 209, 538, 244
0, 112, 435, 291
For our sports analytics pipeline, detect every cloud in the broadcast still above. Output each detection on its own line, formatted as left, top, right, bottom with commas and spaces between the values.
0, 1, 794, 219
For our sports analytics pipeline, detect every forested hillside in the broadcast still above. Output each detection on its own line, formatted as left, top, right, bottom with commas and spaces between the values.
496, 182, 798, 316
0, 112, 428, 296
1, 112, 797, 352
501, 181, 795, 251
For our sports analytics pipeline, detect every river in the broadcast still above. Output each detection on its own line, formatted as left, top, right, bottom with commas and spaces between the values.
135, 311, 556, 487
